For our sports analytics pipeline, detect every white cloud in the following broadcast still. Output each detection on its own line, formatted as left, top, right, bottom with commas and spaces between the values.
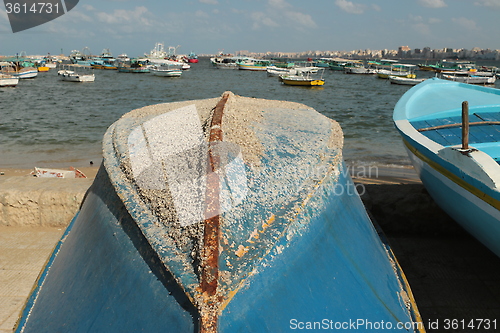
250, 12, 279, 30
248, 1, 318, 31
409, 15, 424, 23
284, 11, 317, 29
195, 10, 210, 18
96, 6, 151, 25
474, 0, 500, 9
335, 0, 367, 15
408, 14, 441, 36
68, 10, 93, 23
452, 17, 480, 31
418, 0, 447, 8
413, 23, 432, 35
372, 4, 381, 12
269, 0, 290, 10
199, 0, 219, 5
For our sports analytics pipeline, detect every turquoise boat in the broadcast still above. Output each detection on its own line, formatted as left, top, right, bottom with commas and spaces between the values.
236, 58, 272, 71
16, 93, 423, 332
394, 78, 500, 257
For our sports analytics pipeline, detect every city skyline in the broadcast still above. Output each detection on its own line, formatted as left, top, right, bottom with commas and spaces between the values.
1, 0, 499, 57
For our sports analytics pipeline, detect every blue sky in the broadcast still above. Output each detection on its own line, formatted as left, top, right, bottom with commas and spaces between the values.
1, 0, 499, 57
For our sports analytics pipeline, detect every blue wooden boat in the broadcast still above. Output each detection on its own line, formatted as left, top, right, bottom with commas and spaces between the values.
394, 78, 500, 257
16, 92, 423, 332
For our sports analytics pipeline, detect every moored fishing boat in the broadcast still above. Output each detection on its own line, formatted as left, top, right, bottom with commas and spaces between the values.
328, 58, 362, 71
388, 75, 426, 86
211, 56, 247, 69
0, 63, 20, 87
313, 57, 333, 68
14, 67, 38, 79
377, 64, 417, 79
150, 63, 183, 77
117, 65, 150, 73
16, 92, 423, 332
237, 58, 272, 71
0, 73, 19, 87
58, 65, 95, 82
393, 78, 500, 257
368, 58, 400, 70
345, 65, 377, 74
440, 71, 496, 85
266, 63, 318, 77
117, 59, 150, 73
188, 52, 199, 63
427, 60, 476, 73
280, 70, 326, 86
3, 63, 38, 79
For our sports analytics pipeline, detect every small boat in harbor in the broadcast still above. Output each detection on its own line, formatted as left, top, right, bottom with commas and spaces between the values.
440, 71, 496, 85
427, 59, 476, 73
90, 48, 118, 70
150, 63, 183, 77
0, 63, 20, 87
377, 64, 417, 79
58, 65, 95, 82
41, 54, 58, 69
117, 59, 150, 73
188, 52, 199, 63
344, 61, 377, 74
237, 58, 272, 71
3, 61, 38, 79
211, 56, 247, 69
16, 92, 423, 332
280, 68, 325, 86
388, 75, 426, 86
266, 63, 318, 77
69, 48, 93, 66
36, 65, 49, 72
0, 73, 19, 87
394, 78, 500, 257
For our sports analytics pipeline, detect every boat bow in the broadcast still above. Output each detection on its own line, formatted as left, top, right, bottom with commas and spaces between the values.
17, 92, 423, 332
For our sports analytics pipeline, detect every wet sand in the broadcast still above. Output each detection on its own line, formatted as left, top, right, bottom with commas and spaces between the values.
354, 168, 500, 333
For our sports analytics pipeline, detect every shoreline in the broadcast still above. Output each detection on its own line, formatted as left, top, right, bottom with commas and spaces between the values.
0, 163, 417, 182
0, 166, 99, 179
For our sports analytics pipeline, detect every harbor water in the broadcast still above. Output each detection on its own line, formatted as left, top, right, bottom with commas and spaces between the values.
1, 57, 499, 169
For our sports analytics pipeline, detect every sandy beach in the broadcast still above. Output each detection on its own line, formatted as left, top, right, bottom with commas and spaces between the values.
1, 164, 499, 332
0, 167, 99, 179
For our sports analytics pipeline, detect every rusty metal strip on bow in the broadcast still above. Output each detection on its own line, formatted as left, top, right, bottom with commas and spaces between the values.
200, 92, 230, 333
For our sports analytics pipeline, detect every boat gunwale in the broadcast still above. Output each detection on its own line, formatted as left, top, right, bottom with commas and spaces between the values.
394, 78, 500, 206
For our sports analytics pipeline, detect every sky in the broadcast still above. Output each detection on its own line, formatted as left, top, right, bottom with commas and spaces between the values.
0, 0, 499, 57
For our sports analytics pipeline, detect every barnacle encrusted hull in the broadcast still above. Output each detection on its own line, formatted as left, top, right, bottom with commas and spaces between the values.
16, 92, 423, 333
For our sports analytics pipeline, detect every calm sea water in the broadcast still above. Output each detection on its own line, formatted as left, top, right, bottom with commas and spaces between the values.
1, 58, 499, 169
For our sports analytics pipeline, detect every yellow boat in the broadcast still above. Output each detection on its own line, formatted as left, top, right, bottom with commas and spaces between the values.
280, 68, 325, 86
37, 66, 50, 72
281, 77, 325, 86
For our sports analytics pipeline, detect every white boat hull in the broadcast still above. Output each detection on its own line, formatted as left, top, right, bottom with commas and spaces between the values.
215, 63, 238, 69
150, 69, 182, 77
441, 74, 496, 85
388, 76, 425, 86
60, 73, 95, 82
13, 70, 38, 79
345, 67, 376, 74
406, 144, 500, 256
0, 74, 19, 87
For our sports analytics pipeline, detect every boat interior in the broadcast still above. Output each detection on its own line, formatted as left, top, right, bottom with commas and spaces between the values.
410, 109, 500, 163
